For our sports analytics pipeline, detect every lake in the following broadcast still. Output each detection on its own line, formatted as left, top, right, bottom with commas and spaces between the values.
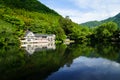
0, 43, 120, 80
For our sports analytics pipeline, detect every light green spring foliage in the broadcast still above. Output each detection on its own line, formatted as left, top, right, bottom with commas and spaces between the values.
59, 16, 91, 42
0, 0, 118, 45
0, 2, 92, 44
0, 19, 20, 46
0, 6, 67, 44
94, 22, 118, 40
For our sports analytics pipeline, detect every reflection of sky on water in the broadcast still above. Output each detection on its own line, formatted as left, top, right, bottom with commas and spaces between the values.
46, 56, 120, 80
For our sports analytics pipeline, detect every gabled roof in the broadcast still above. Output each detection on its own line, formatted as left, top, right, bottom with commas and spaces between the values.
24, 30, 55, 37
24, 30, 33, 37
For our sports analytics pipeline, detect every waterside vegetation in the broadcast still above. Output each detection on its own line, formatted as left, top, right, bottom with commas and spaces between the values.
0, 0, 120, 46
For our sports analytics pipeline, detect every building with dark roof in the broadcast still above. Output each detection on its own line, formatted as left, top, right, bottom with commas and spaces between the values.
21, 31, 55, 45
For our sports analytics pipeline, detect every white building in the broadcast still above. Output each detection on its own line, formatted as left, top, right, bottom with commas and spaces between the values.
20, 31, 56, 54
21, 31, 55, 45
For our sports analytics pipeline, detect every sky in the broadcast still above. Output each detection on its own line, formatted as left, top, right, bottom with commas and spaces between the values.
40, 0, 120, 24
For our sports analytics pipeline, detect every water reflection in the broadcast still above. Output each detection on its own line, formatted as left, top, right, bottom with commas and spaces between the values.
0, 43, 120, 80
21, 42, 56, 55
47, 56, 120, 80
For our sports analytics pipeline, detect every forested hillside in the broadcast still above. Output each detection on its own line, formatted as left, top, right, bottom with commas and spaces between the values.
81, 21, 102, 28
81, 13, 120, 28
0, 0, 119, 46
0, 0, 92, 46
0, 0, 59, 15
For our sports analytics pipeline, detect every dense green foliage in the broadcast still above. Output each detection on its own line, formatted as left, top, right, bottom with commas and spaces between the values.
86, 22, 119, 42
0, 0, 59, 15
0, 0, 92, 45
81, 21, 102, 28
0, 0, 120, 79
0, 0, 120, 46
0, 0, 67, 45
94, 22, 118, 41
59, 16, 91, 42
0, 19, 20, 46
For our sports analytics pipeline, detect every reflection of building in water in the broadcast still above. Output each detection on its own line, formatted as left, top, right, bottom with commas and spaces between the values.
21, 42, 56, 55
20, 30, 56, 54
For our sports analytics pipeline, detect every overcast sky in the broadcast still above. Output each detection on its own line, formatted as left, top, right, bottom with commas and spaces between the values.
40, 0, 120, 24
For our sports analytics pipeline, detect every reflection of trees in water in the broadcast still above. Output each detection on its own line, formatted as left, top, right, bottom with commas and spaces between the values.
93, 43, 120, 61
66, 43, 120, 63
0, 43, 120, 80
0, 46, 26, 80
0, 44, 68, 80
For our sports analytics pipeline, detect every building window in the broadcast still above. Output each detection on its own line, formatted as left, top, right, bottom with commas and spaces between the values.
28, 39, 31, 41
42, 36, 47, 38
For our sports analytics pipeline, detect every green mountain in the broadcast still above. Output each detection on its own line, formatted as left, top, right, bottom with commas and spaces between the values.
0, 0, 92, 46
0, 0, 59, 15
81, 13, 120, 27
81, 21, 102, 27
0, 0, 66, 45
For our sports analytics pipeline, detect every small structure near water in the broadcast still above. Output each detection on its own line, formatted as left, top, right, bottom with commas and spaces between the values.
21, 31, 55, 45
20, 31, 56, 54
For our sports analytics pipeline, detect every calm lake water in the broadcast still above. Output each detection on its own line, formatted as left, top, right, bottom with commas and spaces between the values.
0, 43, 120, 80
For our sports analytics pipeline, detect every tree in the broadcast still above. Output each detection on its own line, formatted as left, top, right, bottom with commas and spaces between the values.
95, 21, 118, 41
59, 16, 73, 35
